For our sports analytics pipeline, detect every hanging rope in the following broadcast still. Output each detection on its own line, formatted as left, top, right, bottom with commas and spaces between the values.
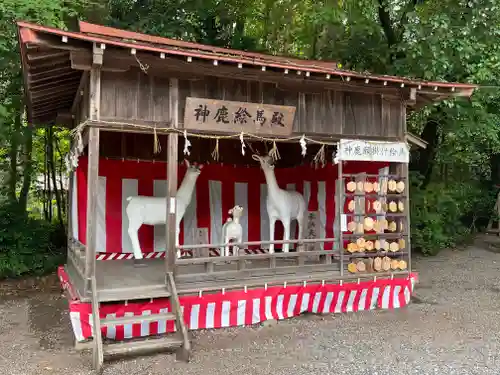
313, 144, 326, 168
211, 138, 220, 161
268, 140, 280, 162
153, 125, 161, 154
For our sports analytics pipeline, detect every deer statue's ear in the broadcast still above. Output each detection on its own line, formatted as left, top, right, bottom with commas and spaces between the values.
198, 164, 204, 170
184, 159, 190, 168
251, 154, 261, 161
228, 208, 234, 214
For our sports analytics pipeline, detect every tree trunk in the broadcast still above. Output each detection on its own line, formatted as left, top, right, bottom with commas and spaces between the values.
47, 126, 64, 230
7, 113, 20, 203
55, 134, 66, 216
414, 116, 441, 188
18, 122, 33, 212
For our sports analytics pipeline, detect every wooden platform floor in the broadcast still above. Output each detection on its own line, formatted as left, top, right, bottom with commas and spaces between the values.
66, 257, 341, 302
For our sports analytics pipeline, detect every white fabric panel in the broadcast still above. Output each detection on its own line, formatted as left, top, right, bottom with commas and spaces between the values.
260, 184, 269, 249
183, 186, 197, 245
71, 171, 79, 241
153, 180, 167, 252
235, 182, 249, 243
122, 179, 138, 253
209, 180, 222, 245
96, 176, 107, 252
286, 183, 297, 248
333, 178, 344, 243
303, 181, 311, 209
318, 181, 327, 250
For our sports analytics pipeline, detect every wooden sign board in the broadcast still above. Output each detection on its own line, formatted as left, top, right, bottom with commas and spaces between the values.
183, 97, 296, 136
337, 139, 410, 163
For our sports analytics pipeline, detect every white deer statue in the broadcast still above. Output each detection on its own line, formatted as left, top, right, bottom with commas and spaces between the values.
125, 160, 203, 262
252, 154, 306, 253
220, 205, 244, 257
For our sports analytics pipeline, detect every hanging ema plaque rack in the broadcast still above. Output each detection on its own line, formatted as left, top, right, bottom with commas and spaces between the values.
335, 138, 411, 278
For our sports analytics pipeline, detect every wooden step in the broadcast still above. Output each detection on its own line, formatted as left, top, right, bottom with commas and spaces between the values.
101, 312, 176, 327
97, 284, 171, 302
104, 336, 183, 356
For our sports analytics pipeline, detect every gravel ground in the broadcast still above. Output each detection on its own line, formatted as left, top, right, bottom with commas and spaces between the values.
2, 241, 500, 375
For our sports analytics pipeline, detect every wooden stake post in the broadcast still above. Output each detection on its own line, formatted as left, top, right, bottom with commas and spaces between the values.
84, 44, 102, 295
165, 78, 179, 275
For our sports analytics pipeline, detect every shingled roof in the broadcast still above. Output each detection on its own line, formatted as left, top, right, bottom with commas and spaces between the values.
17, 20, 477, 126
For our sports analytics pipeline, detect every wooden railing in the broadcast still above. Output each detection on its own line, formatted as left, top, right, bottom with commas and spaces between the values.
175, 238, 340, 283
67, 239, 86, 278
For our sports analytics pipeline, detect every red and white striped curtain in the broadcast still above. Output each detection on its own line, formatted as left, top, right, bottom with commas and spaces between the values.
71, 156, 389, 254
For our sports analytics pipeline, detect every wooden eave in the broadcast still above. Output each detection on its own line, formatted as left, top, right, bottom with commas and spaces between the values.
16, 20, 478, 127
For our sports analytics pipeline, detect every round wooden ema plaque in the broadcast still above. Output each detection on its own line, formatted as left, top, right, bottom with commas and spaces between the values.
348, 262, 358, 273
383, 241, 390, 252
374, 239, 381, 251
398, 201, 405, 212
364, 217, 375, 231
356, 261, 366, 272
373, 181, 380, 193
396, 181, 405, 194
364, 181, 374, 193
390, 259, 400, 270
347, 221, 357, 232
381, 256, 391, 271
372, 200, 382, 213
373, 257, 382, 271
389, 241, 399, 252
347, 181, 356, 192
348, 200, 355, 212
365, 240, 374, 251
388, 221, 397, 232
398, 238, 406, 250
388, 179, 397, 192
356, 237, 366, 249
399, 260, 408, 270
388, 201, 398, 213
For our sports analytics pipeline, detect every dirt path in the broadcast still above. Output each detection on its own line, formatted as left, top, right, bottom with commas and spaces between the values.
1, 242, 500, 375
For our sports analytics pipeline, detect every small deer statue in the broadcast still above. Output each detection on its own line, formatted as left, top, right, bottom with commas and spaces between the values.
125, 160, 203, 263
220, 205, 244, 257
252, 154, 306, 253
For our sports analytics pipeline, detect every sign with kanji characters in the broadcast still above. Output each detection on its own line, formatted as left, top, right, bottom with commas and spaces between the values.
337, 139, 410, 163
183, 97, 295, 136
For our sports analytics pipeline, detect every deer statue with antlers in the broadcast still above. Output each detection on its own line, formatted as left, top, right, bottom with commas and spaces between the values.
252, 154, 306, 253
125, 160, 203, 264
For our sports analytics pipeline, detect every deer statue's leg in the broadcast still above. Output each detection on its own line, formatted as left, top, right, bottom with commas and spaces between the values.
175, 226, 181, 258
224, 235, 230, 257
282, 219, 291, 253
269, 218, 276, 254
296, 214, 305, 252
128, 222, 144, 260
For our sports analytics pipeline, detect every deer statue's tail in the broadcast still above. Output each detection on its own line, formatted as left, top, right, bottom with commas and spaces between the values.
126, 197, 133, 202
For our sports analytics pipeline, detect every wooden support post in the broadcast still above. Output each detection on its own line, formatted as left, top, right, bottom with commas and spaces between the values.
165, 78, 179, 275
84, 44, 102, 295
337, 160, 344, 276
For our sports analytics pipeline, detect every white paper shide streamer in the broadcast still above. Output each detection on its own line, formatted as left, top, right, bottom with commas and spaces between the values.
240, 132, 246, 155
183, 130, 191, 156
299, 135, 307, 156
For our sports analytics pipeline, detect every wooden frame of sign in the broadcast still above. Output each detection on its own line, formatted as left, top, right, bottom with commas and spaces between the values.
183, 97, 296, 136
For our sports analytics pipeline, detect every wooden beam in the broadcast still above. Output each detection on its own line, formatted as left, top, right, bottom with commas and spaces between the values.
83, 44, 103, 295
71, 48, 403, 97
166, 78, 179, 275
71, 71, 89, 115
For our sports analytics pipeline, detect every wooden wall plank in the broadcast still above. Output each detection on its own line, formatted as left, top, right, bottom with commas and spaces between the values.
99, 70, 404, 139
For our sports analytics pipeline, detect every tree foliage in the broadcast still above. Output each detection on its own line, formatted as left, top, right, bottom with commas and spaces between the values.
1, 0, 499, 277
